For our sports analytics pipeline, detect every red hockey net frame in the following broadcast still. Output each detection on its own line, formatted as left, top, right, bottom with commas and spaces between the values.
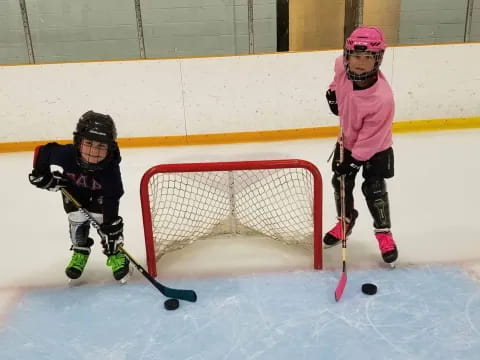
140, 159, 323, 277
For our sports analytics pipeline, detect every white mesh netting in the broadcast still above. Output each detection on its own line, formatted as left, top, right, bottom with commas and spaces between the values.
145, 166, 315, 261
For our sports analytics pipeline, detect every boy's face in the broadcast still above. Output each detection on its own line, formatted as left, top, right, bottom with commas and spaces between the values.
80, 139, 108, 164
348, 52, 376, 75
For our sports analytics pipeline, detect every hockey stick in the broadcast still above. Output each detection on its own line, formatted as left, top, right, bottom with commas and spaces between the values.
60, 188, 197, 302
334, 131, 348, 301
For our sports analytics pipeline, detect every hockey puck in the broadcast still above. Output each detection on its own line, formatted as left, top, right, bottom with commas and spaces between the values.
361, 283, 377, 295
164, 298, 180, 311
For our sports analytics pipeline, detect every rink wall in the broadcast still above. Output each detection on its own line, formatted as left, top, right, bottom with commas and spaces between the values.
1, 43, 479, 153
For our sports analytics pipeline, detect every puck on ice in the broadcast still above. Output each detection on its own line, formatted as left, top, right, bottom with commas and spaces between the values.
164, 298, 180, 310
361, 283, 377, 295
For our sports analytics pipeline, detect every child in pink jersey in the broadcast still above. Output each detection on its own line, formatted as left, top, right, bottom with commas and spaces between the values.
323, 25, 398, 264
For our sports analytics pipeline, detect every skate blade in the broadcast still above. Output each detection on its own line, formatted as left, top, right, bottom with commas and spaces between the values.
381, 261, 396, 269
67, 278, 87, 287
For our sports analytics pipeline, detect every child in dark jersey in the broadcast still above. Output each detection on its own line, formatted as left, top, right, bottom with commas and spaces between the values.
28, 110, 130, 280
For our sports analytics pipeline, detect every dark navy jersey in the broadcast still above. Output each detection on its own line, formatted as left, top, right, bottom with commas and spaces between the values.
32, 142, 124, 223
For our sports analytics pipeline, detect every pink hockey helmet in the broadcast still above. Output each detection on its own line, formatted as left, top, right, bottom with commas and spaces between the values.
343, 26, 386, 81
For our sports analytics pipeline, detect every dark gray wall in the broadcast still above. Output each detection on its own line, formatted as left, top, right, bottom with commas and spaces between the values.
25, 0, 139, 63
0, 0, 276, 64
471, 1, 480, 40
399, 0, 470, 43
141, 0, 276, 58
0, 0, 29, 64
1, 0, 478, 65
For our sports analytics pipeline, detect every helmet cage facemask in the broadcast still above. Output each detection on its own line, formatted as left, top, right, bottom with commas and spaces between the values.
74, 133, 117, 172
344, 45, 384, 82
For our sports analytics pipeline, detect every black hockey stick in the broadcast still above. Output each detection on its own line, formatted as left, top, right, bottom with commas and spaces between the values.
60, 188, 197, 302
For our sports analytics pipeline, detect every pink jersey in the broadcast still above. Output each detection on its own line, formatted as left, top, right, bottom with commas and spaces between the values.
329, 56, 394, 161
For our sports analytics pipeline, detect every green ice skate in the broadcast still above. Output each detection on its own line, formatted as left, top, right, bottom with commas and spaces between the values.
65, 250, 90, 279
107, 252, 130, 281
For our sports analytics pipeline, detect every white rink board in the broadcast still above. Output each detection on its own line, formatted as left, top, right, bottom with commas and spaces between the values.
391, 44, 480, 120
0, 43, 479, 143
180, 51, 339, 134
0, 60, 185, 142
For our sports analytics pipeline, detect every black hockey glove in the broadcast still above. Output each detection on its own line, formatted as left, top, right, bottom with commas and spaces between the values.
326, 89, 338, 115
334, 157, 363, 177
99, 216, 124, 256
29, 170, 70, 192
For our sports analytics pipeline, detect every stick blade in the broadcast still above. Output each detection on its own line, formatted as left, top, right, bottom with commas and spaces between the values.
161, 286, 197, 302
334, 273, 347, 302
145, 269, 198, 302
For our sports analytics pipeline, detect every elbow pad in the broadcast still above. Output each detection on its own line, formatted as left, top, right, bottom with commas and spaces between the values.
325, 89, 338, 116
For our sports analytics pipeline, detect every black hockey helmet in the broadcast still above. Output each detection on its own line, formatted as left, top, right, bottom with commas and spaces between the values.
73, 110, 119, 171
